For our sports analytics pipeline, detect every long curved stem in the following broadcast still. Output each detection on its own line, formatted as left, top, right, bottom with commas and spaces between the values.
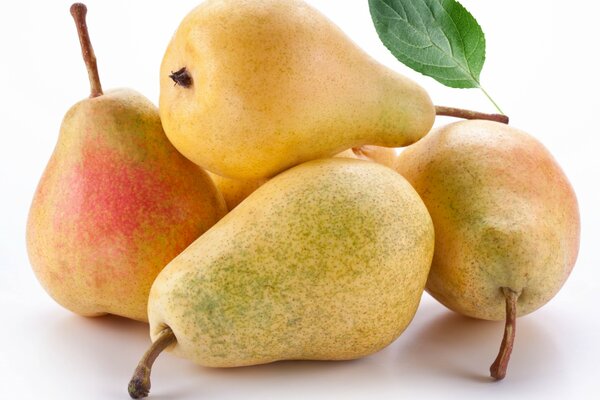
435, 106, 509, 124
70, 3, 103, 98
128, 327, 176, 399
490, 287, 520, 380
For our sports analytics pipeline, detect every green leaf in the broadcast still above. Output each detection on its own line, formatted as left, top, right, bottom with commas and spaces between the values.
369, 0, 486, 89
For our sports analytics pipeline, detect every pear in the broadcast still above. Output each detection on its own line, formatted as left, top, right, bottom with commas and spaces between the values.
210, 146, 397, 211
128, 158, 434, 398
26, 4, 227, 322
159, 0, 436, 180
206, 172, 267, 211
394, 120, 580, 379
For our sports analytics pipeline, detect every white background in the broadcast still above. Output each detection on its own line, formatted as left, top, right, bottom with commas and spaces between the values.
1, 0, 599, 399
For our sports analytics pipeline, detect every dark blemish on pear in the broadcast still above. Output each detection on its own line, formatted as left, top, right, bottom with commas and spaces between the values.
169, 68, 193, 88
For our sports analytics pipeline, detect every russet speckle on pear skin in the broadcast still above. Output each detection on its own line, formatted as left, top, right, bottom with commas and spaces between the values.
148, 158, 434, 367
395, 120, 580, 320
26, 89, 227, 322
159, 0, 434, 180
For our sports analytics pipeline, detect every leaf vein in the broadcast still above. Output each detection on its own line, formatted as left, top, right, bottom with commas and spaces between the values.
369, 0, 486, 88
437, 0, 480, 82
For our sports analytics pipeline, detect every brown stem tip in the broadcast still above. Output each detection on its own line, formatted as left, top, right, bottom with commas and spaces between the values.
490, 287, 520, 380
169, 67, 193, 88
436, 105, 509, 124
128, 327, 176, 399
70, 3, 103, 98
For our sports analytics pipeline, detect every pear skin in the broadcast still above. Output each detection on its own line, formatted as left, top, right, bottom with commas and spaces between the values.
206, 172, 267, 211
27, 89, 227, 322
145, 158, 434, 368
350, 145, 398, 169
26, 5, 227, 322
159, 0, 434, 180
210, 146, 398, 211
395, 120, 580, 379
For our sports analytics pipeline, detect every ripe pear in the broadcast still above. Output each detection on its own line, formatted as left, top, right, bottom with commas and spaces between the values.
159, 0, 435, 180
128, 158, 434, 398
206, 172, 267, 211
26, 4, 226, 322
395, 120, 580, 379
210, 146, 397, 211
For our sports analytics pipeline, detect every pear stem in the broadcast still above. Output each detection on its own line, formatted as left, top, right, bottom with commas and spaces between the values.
70, 3, 103, 98
128, 327, 176, 399
435, 106, 509, 124
490, 287, 520, 380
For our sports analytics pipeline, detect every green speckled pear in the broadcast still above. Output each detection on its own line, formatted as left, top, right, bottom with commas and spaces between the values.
128, 158, 434, 398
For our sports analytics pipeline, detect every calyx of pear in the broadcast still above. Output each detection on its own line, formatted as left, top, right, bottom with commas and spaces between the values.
159, 0, 506, 180
25, 3, 226, 322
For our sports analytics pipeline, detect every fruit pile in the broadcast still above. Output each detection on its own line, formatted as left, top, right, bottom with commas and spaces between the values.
25, 2, 580, 399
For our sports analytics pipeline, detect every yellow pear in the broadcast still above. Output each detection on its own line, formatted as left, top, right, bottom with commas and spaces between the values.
129, 158, 434, 398
159, 0, 434, 180
210, 146, 397, 211
395, 120, 580, 379
206, 172, 267, 212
